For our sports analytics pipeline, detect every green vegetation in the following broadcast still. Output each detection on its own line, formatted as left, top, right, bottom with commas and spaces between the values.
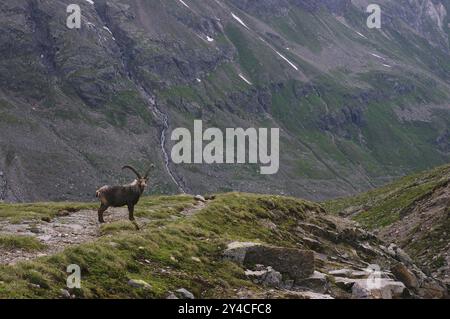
324, 163, 450, 229
106, 90, 154, 127
0, 193, 322, 298
225, 25, 262, 82
269, 8, 323, 53
407, 215, 450, 262
0, 235, 46, 252
0, 202, 97, 223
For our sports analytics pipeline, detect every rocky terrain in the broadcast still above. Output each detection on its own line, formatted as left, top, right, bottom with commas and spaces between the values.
326, 163, 450, 288
1, 0, 450, 202
0, 190, 448, 299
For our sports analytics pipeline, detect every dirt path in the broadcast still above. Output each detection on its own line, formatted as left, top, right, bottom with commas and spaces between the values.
0, 200, 208, 265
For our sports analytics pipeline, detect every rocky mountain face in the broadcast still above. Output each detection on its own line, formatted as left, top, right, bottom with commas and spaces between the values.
1, 0, 450, 202
326, 163, 450, 288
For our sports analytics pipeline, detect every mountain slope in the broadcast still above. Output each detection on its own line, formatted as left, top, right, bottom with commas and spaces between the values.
0, 193, 447, 299
1, 0, 450, 202
325, 163, 450, 284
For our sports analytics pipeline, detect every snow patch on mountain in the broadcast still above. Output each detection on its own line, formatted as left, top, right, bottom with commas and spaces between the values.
178, 0, 190, 9
238, 74, 252, 85
356, 31, 367, 39
275, 51, 298, 71
371, 53, 385, 60
231, 13, 249, 29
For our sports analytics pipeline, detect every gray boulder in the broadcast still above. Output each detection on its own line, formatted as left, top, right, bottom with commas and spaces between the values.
194, 195, 206, 202
128, 279, 152, 290
224, 242, 315, 281
223, 242, 262, 264
296, 271, 329, 294
352, 279, 406, 299
245, 266, 282, 288
176, 288, 195, 299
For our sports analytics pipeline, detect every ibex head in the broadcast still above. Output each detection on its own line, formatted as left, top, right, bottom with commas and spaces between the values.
122, 164, 154, 190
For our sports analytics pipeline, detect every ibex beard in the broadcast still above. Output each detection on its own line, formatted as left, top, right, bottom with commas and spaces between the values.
96, 165, 153, 228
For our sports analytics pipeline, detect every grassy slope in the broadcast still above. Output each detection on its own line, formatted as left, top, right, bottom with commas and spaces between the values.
324, 163, 450, 277
0, 235, 45, 252
324, 163, 450, 229
0, 203, 97, 224
0, 193, 323, 298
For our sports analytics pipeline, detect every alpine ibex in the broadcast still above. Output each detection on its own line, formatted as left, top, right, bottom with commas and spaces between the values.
96, 165, 153, 225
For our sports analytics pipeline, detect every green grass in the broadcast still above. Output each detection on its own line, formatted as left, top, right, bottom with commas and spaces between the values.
100, 221, 139, 235
0, 235, 46, 252
0, 202, 97, 223
269, 8, 323, 53
0, 193, 324, 298
324, 163, 450, 229
225, 25, 262, 82
105, 90, 154, 127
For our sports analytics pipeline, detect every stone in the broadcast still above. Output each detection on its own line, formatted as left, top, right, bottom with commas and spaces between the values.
41, 216, 52, 223
263, 268, 283, 287
224, 242, 315, 281
296, 271, 329, 294
60, 289, 71, 299
245, 267, 282, 288
28, 227, 43, 234
56, 210, 70, 217
334, 277, 356, 291
292, 291, 334, 299
260, 219, 277, 230
191, 257, 201, 263
243, 246, 315, 281
350, 270, 372, 279
280, 279, 295, 290
223, 242, 262, 264
176, 288, 195, 299
194, 195, 206, 202
387, 243, 414, 265
128, 279, 152, 290
302, 237, 322, 251
352, 279, 406, 299
29, 283, 41, 289
166, 292, 179, 299
417, 280, 447, 299
329, 269, 353, 277
391, 263, 419, 289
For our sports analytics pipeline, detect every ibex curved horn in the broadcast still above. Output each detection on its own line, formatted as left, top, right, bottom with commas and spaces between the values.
122, 165, 142, 179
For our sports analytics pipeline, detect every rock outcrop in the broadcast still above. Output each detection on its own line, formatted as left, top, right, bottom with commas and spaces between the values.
224, 242, 315, 281
222, 196, 448, 299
